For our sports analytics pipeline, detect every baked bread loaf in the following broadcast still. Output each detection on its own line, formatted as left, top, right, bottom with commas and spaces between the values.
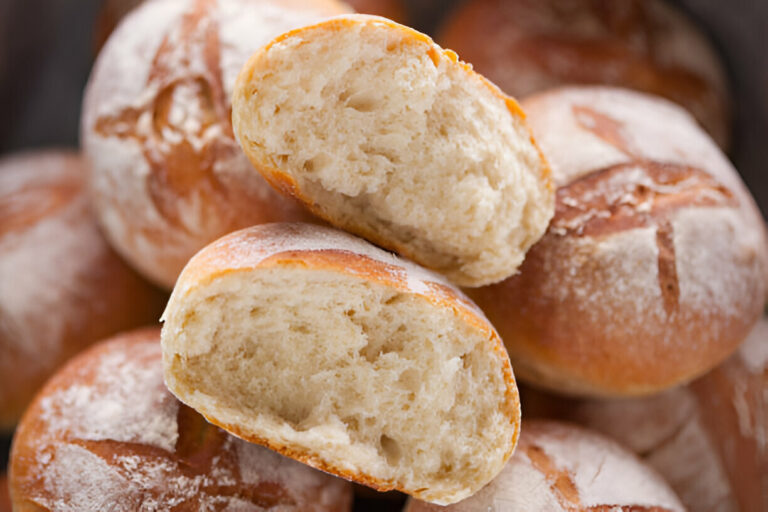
82, 0, 351, 289
0, 150, 166, 431
161, 223, 521, 504
468, 86, 767, 396
346, 0, 408, 23
438, 0, 732, 149
9, 328, 352, 511
522, 316, 768, 512
405, 420, 685, 512
232, 14, 554, 287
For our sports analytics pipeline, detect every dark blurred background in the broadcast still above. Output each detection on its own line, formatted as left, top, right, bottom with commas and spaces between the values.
0, 0, 765, 216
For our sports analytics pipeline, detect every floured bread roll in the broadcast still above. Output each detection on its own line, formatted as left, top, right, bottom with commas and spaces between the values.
9, 328, 352, 511
82, 0, 351, 289
232, 15, 553, 287
405, 420, 685, 512
0, 150, 166, 430
469, 86, 767, 396
161, 223, 521, 504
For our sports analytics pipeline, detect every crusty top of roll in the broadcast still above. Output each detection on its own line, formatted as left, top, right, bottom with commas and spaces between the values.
166, 222, 487, 326
468, 86, 766, 396
523, 86, 766, 320
529, 386, 737, 512
82, 0, 350, 289
0, 150, 165, 430
406, 420, 685, 512
9, 328, 352, 511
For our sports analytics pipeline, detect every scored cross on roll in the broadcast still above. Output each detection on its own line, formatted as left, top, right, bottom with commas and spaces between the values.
468, 86, 767, 397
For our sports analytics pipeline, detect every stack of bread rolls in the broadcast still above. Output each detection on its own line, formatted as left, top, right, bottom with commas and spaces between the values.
3, 1, 767, 511
0, 150, 166, 431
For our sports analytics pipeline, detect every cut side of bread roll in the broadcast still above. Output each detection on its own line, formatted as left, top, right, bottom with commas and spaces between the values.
232, 15, 553, 287
161, 223, 521, 504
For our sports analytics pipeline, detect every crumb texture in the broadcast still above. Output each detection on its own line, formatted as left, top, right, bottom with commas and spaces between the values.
233, 16, 552, 286
162, 245, 519, 504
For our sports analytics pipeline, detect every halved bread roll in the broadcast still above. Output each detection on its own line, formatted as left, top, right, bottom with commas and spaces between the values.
161, 223, 521, 504
232, 15, 553, 287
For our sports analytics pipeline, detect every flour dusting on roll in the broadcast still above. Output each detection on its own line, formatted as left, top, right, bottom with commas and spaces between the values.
405, 420, 685, 512
469, 86, 767, 396
82, 0, 351, 289
9, 328, 352, 511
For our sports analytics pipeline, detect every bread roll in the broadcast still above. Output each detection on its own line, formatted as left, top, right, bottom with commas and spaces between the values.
522, 387, 737, 512
522, 316, 768, 512
346, 0, 408, 23
438, 0, 732, 149
232, 15, 553, 287
82, 0, 351, 289
9, 328, 352, 511
161, 223, 521, 504
405, 420, 685, 512
468, 86, 767, 396
0, 150, 166, 430
689, 317, 768, 511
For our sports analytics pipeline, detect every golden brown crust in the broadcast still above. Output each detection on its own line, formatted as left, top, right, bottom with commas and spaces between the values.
164, 223, 521, 503
9, 328, 352, 511
438, 0, 732, 148
468, 87, 766, 396
83, 0, 350, 289
0, 150, 167, 430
